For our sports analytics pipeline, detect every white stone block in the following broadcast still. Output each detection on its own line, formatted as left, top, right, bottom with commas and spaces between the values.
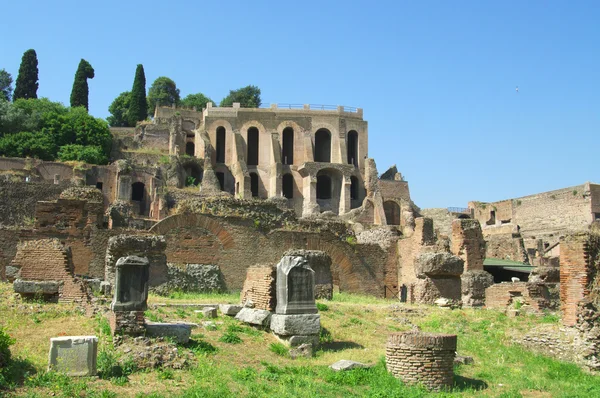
48, 336, 98, 376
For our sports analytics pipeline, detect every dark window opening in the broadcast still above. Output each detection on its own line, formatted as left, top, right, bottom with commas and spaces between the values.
247, 127, 259, 166
282, 174, 294, 199
347, 130, 358, 166
384, 201, 400, 225
282, 127, 294, 165
186, 142, 195, 157
96, 182, 103, 191
131, 182, 145, 202
250, 173, 259, 197
216, 126, 226, 163
595, 213, 600, 221
316, 175, 332, 199
184, 165, 203, 186
487, 210, 496, 225
216, 172, 225, 191
315, 129, 331, 163
350, 176, 359, 200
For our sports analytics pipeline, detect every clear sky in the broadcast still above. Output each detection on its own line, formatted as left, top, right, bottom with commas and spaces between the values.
1, 1, 598, 209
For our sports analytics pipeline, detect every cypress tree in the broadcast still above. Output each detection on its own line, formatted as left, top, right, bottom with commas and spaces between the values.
13, 49, 39, 100
127, 64, 147, 126
70, 59, 95, 110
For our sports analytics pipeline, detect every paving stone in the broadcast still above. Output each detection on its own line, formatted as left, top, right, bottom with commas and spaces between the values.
219, 304, 242, 316
329, 359, 370, 371
145, 322, 191, 344
235, 308, 271, 327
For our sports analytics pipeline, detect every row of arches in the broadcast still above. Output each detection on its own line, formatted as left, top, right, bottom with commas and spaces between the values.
212, 125, 359, 166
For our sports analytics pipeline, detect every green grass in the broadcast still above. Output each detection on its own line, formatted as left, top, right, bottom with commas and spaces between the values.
148, 290, 240, 304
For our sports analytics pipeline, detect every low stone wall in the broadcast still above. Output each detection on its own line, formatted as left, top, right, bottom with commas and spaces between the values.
240, 265, 276, 311
386, 332, 456, 391
485, 282, 552, 313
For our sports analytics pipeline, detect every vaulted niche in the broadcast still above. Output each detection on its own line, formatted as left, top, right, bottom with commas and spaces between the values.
247, 127, 259, 166
314, 129, 331, 163
216, 126, 226, 163
186, 141, 195, 157
316, 174, 332, 199
347, 130, 358, 166
384, 201, 401, 225
282, 127, 294, 165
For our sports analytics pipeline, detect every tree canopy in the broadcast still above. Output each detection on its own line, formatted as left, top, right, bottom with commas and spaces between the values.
0, 99, 111, 164
147, 76, 180, 116
128, 64, 147, 126
107, 91, 132, 127
0, 69, 13, 102
13, 49, 39, 100
70, 59, 95, 110
180, 93, 213, 111
220, 85, 261, 108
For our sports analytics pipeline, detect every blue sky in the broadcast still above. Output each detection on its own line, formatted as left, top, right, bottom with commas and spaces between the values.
1, 1, 598, 208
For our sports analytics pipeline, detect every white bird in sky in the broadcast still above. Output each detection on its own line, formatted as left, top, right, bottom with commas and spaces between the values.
516, 86, 519, 94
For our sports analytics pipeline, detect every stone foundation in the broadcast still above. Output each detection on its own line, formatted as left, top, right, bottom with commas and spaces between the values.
386, 332, 456, 391
109, 311, 145, 336
485, 282, 552, 314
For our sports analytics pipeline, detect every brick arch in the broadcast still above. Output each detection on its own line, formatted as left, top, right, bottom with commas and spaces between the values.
149, 213, 235, 250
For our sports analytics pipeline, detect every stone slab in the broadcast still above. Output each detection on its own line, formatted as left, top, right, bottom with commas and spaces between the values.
144, 322, 191, 344
330, 360, 370, 371
219, 304, 242, 316
201, 307, 217, 318
270, 314, 320, 336
14, 279, 60, 295
48, 336, 98, 376
415, 252, 464, 277
235, 308, 271, 327
288, 335, 320, 347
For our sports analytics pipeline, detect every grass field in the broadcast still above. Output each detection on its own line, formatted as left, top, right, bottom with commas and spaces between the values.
0, 283, 598, 397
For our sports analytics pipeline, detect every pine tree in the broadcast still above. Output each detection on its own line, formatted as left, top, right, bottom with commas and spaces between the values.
127, 64, 147, 126
13, 49, 39, 100
70, 59, 95, 110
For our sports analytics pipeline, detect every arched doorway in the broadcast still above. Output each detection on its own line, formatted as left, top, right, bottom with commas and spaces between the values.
131, 182, 145, 215
184, 163, 203, 186
316, 175, 332, 199
247, 127, 259, 166
250, 172, 259, 197
384, 201, 401, 225
315, 129, 331, 163
282, 127, 294, 165
186, 141, 195, 157
347, 130, 358, 166
282, 174, 294, 199
216, 126, 226, 163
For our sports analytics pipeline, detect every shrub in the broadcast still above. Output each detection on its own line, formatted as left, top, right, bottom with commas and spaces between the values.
316, 302, 329, 311
57, 144, 108, 165
218, 332, 242, 344
0, 327, 15, 368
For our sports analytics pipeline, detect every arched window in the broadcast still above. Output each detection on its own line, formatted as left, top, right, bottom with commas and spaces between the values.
316, 175, 332, 199
282, 127, 294, 165
216, 126, 226, 163
315, 129, 331, 163
131, 182, 144, 201
347, 130, 358, 166
250, 172, 259, 197
384, 201, 401, 225
247, 127, 259, 166
282, 174, 294, 199
186, 142, 195, 157
350, 176, 359, 200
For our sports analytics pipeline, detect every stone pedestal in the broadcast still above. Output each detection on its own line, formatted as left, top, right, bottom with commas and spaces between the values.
386, 332, 456, 392
48, 336, 98, 376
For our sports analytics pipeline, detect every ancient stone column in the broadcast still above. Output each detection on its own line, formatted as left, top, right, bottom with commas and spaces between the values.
109, 256, 149, 336
386, 332, 457, 391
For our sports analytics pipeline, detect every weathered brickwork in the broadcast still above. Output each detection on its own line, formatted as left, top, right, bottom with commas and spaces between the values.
240, 265, 276, 311
485, 282, 551, 314
386, 332, 456, 391
451, 219, 485, 271
10, 239, 88, 303
109, 311, 146, 336
559, 232, 600, 326
0, 180, 65, 226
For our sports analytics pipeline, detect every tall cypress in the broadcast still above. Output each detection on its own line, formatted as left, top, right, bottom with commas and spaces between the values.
128, 64, 147, 126
13, 49, 39, 100
70, 59, 95, 110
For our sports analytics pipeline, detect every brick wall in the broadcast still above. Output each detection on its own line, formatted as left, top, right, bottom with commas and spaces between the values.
0, 180, 66, 226
485, 282, 551, 313
240, 265, 276, 311
11, 239, 88, 303
559, 232, 600, 326
451, 219, 485, 271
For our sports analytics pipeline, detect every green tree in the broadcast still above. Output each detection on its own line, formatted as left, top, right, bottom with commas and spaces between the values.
0, 131, 56, 160
13, 49, 39, 100
0, 69, 13, 101
57, 144, 108, 164
147, 76, 180, 116
128, 64, 147, 126
181, 92, 213, 111
70, 59, 95, 110
220, 85, 261, 108
107, 91, 132, 127
0, 98, 67, 136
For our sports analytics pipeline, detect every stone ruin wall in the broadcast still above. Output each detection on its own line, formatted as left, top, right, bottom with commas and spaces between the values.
240, 265, 276, 311
485, 282, 552, 314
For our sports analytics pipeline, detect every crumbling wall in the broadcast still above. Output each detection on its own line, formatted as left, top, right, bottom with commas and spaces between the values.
485, 233, 529, 263
240, 265, 276, 311
0, 180, 65, 226
485, 282, 552, 314
11, 239, 88, 303
105, 235, 168, 287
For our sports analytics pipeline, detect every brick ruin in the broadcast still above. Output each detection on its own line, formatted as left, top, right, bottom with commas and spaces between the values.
240, 265, 276, 311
